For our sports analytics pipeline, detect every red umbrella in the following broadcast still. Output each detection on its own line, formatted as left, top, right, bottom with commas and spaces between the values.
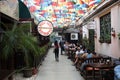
29, 6, 36, 12
78, 10, 84, 14
52, 14, 57, 18
52, 2, 58, 6
59, 0, 66, 2
66, 1, 74, 9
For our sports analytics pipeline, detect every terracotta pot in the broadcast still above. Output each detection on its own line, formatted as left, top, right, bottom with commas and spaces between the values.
23, 68, 33, 77
94, 35, 97, 38
99, 40, 104, 43
112, 33, 115, 37
32, 68, 38, 75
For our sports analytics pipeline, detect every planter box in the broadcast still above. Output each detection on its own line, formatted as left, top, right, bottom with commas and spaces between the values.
99, 39, 104, 43
23, 68, 33, 78
105, 40, 111, 44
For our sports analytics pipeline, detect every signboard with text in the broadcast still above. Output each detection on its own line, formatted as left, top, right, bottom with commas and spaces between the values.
37, 20, 53, 36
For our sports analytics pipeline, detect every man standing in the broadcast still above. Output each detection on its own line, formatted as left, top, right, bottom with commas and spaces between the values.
59, 40, 64, 55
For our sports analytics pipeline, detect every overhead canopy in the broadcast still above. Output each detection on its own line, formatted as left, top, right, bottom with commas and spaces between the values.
20, 0, 104, 28
18, 0, 31, 19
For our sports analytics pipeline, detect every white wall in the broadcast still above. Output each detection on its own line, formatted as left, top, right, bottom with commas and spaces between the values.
95, 4, 120, 59
0, 0, 19, 20
82, 25, 89, 38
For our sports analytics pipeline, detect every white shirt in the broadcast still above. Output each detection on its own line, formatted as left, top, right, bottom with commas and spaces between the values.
76, 50, 84, 55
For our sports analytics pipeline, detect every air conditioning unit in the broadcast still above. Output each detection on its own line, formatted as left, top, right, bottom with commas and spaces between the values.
71, 33, 78, 40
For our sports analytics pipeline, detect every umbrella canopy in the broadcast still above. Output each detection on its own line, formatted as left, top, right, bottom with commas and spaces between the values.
20, 0, 104, 28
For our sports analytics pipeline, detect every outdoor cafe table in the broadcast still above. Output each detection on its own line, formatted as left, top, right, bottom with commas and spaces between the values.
89, 63, 115, 80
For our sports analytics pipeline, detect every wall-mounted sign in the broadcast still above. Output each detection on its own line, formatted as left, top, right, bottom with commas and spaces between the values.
87, 21, 95, 29
37, 20, 53, 36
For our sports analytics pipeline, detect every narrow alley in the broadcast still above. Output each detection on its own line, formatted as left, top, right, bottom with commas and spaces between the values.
35, 48, 84, 80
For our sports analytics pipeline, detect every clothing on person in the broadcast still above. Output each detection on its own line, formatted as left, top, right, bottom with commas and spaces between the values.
86, 53, 93, 58
80, 50, 94, 71
114, 65, 120, 80
54, 40, 59, 61
73, 47, 84, 65
75, 48, 84, 58
64, 41, 69, 54
59, 40, 64, 55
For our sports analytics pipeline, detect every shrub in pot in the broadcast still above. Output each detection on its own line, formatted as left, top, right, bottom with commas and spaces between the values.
0, 23, 40, 77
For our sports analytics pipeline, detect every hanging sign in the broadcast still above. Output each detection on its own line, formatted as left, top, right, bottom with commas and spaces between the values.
37, 20, 53, 36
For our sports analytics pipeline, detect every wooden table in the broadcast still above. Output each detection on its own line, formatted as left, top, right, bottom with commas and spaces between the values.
89, 63, 115, 80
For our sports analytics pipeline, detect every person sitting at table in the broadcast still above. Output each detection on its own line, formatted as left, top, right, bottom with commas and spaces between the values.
80, 50, 95, 71
73, 47, 84, 66
92, 51, 98, 58
114, 65, 120, 80
81, 49, 93, 58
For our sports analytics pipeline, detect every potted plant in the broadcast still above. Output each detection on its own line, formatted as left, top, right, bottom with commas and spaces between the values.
82, 37, 89, 49
104, 34, 111, 44
118, 33, 120, 39
0, 23, 40, 77
99, 37, 104, 43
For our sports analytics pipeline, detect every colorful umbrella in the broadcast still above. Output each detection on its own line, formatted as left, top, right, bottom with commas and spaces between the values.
21, 0, 103, 28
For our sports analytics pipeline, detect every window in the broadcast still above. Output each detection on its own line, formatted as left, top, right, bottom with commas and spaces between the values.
99, 12, 111, 43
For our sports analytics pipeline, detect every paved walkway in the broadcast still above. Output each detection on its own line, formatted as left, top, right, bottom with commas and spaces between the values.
14, 48, 84, 80
35, 48, 84, 80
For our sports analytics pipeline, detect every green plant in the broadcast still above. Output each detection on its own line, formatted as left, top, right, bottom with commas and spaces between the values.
104, 34, 111, 43
118, 33, 120, 39
0, 23, 40, 68
82, 37, 89, 49
99, 36, 104, 43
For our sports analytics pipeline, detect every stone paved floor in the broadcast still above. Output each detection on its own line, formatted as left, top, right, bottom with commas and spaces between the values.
14, 48, 84, 80
35, 48, 84, 80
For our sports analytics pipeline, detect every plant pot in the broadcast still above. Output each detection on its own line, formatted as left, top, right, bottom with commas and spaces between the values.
99, 39, 104, 43
23, 68, 33, 77
94, 35, 97, 38
32, 68, 38, 75
105, 40, 111, 44
112, 33, 115, 37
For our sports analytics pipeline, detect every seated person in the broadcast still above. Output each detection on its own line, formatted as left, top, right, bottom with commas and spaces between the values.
73, 47, 84, 65
114, 65, 120, 80
80, 50, 95, 71
81, 49, 93, 58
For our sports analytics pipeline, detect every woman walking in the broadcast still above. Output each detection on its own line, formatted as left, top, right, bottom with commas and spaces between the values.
54, 40, 59, 61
